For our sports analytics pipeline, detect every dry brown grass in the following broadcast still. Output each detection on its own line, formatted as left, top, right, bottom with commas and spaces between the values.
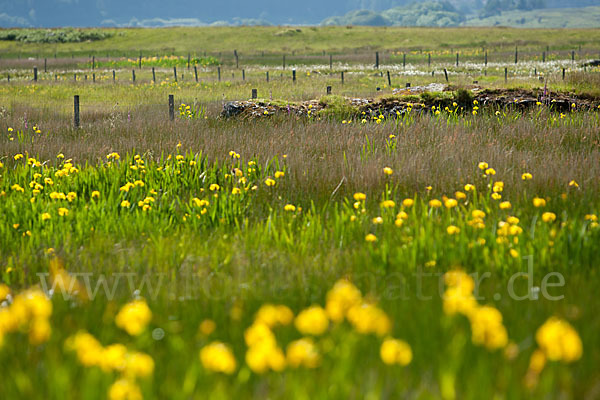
2, 105, 599, 201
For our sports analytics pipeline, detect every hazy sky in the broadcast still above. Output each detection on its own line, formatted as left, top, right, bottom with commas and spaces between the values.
1, 0, 599, 27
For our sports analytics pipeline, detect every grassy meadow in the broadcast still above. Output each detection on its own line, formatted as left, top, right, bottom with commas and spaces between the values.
0, 27, 600, 400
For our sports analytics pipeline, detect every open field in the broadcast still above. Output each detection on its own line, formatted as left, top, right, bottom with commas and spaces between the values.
1, 27, 600, 400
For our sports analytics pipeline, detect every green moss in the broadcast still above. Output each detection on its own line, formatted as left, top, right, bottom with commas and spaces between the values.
318, 95, 359, 120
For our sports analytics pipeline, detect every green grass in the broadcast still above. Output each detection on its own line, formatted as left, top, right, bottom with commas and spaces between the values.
1, 26, 600, 65
0, 29, 599, 399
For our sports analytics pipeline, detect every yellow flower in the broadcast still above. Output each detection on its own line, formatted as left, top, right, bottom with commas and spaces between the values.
396, 211, 408, 220
447, 225, 461, 235
444, 198, 458, 209
265, 178, 276, 187
509, 249, 519, 258
485, 168, 496, 176
499, 201, 511, 210
365, 233, 377, 242
108, 379, 142, 400
231, 187, 241, 195
255, 304, 294, 327
200, 342, 237, 374
284, 204, 296, 212
383, 167, 393, 176
455, 191, 467, 200
295, 306, 329, 336
0, 284, 10, 302
120, 200, 131, 208
120, 182, 134, 192
286, 338, 320, 368
522, 172, 533, 180
380, 338, 412, 366
353, 192, 366, 201
429, 199, 442, 208
347, 302, 391, 336
536, 317, 582, 362
478, 162, 488, 170
325, 279, 362, 322
372, 216, 383, 225
275, 171, 285, 178
532, 197, 546, 207
209, 183, 220, 191
472, 209, 486, 219
91, 191, 100, 199
491, 193, 502, 200
198, 319, 216, 336
402, 198, 414, 208
115, 299, 152, 336
14, 154, 24, 160
11, 184, 25, 193
584, 214, 598, 222
41, 213, 51, 221
542, 212, 556, 223
468, 306, 508, 350
507, 216, 520, 225
124, 352, 154, 378
380, 200, 395, 208
568, 180, 579, 188
58, 207, 69, 217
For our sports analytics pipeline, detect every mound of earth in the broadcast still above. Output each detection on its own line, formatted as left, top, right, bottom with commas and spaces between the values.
221, 86, 599, 120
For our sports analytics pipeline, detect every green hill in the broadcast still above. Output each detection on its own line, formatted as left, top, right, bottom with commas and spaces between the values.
465, 6, 600, 28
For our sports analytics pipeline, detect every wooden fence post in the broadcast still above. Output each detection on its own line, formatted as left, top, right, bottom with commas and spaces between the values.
218, 67, 221, 81
113, 70, 116, 82
152, 67, 156, 83
329, 54, 332, 69
252, 89, 257, 99
132, 70, 135, 83
44, 58, 47, 73
173, 67, 177, 82
169, 95, 174, 121
194, 66, 198, 82
292, 69, 296, 82
375, 51, 379, 69
74, 95, 80, 128
33, 67, 38, 82
266, 71, 269, 82
387, 71, 391, 87
327, 86, 332, 95
443, 68, 449, 82
341, 71, 344, 84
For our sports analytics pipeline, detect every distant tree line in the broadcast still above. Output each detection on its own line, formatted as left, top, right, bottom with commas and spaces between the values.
481, 0, 546, 17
